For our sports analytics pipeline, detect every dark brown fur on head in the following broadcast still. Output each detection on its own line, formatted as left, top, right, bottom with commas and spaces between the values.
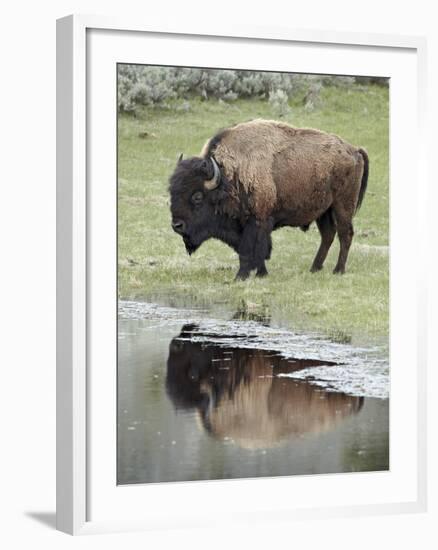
169, 156, 241, 255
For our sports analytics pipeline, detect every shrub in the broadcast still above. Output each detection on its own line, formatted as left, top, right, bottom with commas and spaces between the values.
303, 80, 322, 112
268, 89, 290, 117
117, 65, 387, 113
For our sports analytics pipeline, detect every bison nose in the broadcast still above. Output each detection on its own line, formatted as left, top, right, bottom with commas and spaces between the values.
172, 219, 186, 234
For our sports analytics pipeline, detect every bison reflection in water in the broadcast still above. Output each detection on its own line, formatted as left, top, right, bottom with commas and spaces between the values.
166, 325, 363, 449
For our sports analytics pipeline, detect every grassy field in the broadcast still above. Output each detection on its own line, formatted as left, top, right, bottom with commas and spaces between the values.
118, 85, 389, 340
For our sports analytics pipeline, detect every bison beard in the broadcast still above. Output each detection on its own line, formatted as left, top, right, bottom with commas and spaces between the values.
183, 236, 198, 255
169, 120, 368, 280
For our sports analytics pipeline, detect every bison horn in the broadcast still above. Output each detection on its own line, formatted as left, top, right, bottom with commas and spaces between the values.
204, 157, 220, 190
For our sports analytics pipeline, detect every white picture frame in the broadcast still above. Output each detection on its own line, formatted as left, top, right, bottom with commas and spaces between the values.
56, 14, 428, 535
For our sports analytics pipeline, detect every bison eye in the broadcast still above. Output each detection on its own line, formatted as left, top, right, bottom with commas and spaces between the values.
191, 191, 204, 206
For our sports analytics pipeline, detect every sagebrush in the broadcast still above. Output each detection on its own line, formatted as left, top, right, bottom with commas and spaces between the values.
118, 65, 387, 112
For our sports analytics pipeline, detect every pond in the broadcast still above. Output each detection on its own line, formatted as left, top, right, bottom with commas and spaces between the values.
117, 302, 389, 484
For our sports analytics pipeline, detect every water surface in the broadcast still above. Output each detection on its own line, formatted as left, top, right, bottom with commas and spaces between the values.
118, 303, 389, 484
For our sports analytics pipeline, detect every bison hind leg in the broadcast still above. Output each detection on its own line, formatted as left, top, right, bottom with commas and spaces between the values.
333, 220, 354, 274
310, 208, 336, 273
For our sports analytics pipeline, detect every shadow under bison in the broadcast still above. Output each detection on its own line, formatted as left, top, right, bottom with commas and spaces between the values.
166, 324, 363, 450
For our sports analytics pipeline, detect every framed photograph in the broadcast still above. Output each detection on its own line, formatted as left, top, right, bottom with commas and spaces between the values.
57, 15, 427, 535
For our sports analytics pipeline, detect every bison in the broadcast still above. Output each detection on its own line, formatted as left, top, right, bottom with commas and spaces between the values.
169, 119, 369, 279
166, 325, 364, 449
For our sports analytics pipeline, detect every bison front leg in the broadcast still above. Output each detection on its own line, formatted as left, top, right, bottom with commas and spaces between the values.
235, 218, 272, 280
256, 261, 268, 277
255, 232, 271, 277
235, 256, 253, 281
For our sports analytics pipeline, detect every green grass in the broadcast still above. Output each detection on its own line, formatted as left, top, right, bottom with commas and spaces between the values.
118, 85, 389, 340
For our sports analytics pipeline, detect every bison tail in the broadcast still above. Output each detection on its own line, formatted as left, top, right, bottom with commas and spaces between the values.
356, 148, 369, 213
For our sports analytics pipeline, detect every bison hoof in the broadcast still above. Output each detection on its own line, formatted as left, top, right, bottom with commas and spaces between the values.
256, 267, 268, 278
333, 266, 346, 275
310, 264, 323, 273
235, 271, 250, 281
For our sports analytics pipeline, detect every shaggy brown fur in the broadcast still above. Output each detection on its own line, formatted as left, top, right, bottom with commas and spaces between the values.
202, 119, 365, 222
170, 119, 368, 278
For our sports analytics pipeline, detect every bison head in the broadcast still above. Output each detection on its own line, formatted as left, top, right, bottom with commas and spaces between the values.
169, 156, 223, 254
